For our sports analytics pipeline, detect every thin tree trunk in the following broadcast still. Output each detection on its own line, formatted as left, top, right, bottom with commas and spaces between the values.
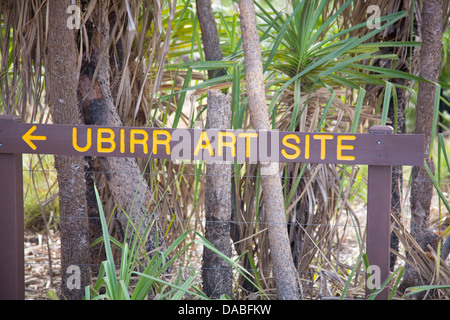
202, 90, 233, 298
85, 156, 105, 275
196, 0, 226, 79
389, 79, 407, 271
401, 0, 443, 294
79, 3, 167, 259
410, 0, 442, 247
47, 0, 91, 300
238, 0, 300, 300
196, 0, 235, 297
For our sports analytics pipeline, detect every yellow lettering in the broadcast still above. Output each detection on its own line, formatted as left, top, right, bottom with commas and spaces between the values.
130, 129, 149, 154
337, 135, 356, 161
281, 134, 301, 160
305, 134, 310, 159
238, 132, 258, 158
72, 127, 91, 152
97, 128, 116, 153
120, 129, 125, 153
153, 130, 171, 155
218, 132, 237, 157
194, 131, 214, 156
313, 134, 333, 160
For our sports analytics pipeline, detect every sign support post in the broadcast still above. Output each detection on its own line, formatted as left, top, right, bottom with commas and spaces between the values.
0, 115, 24, 300
366, 125, 393, 300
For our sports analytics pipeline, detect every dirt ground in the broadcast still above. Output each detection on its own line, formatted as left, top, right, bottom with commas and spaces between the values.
24, 230, 61, 299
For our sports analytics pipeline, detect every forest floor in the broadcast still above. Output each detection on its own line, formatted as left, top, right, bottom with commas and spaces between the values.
24, 229, 61, 299
23, 190, 450, 300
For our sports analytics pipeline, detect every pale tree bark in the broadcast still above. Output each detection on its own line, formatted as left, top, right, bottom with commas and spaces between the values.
401, 0, 443, 294
79, 2, 167, 260
196, 0, 233, 298
47, 0, 91, 300
202, 90, 233, 298
238, 0, 300, 300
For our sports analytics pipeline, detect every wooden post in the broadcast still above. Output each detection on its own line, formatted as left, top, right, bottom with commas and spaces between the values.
366, 125, 393, 300
0, 115, 24, 300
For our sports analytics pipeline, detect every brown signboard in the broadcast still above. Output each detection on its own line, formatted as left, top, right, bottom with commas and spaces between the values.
0, 118, 427, 300
0, 123, 424, 166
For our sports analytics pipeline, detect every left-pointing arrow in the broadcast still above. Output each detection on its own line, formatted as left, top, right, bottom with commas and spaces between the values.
22, 125, 47, 150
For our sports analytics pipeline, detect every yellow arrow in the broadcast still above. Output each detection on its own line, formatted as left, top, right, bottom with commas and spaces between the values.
22, 125, 47, 150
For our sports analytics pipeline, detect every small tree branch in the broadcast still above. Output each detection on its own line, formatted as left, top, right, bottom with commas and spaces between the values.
238, 0, 299, 300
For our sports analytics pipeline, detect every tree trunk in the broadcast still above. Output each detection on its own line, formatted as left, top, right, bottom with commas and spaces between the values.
238, 0, 300, 300
47, 0, 91, 300
401, 0, 443, 294
202, 90, 233, 298
389, 79, 407, 271
196, 0, 234, 298
79, 3, 167, 260
410, 0, 442, 247
85, 156, 105, 275
196, 0, 226, 79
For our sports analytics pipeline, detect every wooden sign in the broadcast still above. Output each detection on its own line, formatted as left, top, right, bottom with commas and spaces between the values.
0, 123, 424, 166
0, 116, 427, 300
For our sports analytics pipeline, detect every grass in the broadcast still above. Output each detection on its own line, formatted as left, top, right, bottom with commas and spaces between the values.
23, 154, 59, 231
83, 185, 264, 300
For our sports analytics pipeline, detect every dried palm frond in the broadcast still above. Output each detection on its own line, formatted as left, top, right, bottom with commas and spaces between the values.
331, 0, 450, 115
0, 0, 47, 122
0, 0, 201, 253
392, 214, 450, 299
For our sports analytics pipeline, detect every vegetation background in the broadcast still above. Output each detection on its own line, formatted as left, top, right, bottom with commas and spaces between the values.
1, 0, 450, 300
